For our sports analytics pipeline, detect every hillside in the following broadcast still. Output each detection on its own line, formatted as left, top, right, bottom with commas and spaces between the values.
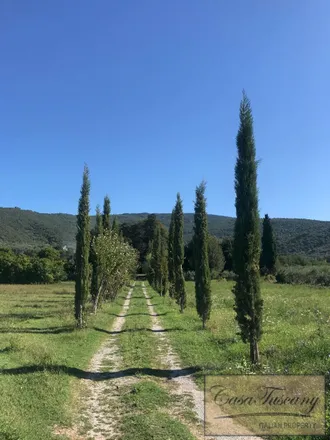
0, 207, 330, 257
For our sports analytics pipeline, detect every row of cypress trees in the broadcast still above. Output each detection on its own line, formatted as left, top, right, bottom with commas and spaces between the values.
148, 92, 276, 364
74, 166, 135, 327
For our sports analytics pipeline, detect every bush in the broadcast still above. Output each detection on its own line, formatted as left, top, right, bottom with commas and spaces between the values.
276, 265, 330, 286
0, 247, 66, 284
221, 270, 237, 281
184, 271, 195, 281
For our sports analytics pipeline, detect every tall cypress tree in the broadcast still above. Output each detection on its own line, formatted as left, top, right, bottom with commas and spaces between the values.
193, 181, 211, 328
112, 216, 120, 234
103, 195, 111, 231
260, 214, 277, 275
233, 92, 263, 364
91, 205, 103, 313
173, 193, 186, 312
75, 165, 91, 327
168, 209, 175, 298
160, 225, 168, 296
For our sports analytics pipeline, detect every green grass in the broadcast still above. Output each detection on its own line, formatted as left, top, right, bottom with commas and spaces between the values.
118, 284, 157, 369
115, 283, 198, 440
0, 282, 125, 440
149, 280, 330, 439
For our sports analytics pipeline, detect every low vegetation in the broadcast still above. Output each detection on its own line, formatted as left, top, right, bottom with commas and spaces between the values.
0, 282, 125, 440
149, 280, 330, 439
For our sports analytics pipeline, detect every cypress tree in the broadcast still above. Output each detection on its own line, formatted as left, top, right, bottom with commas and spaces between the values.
150, 222, 162, 293
75, 165, 91, 328
168, 209, 175, 298
91, 205, 103, 313
95, 205, 103, 236
233, 92, 263, 364
173, 193, 186, 312
260, 214, 277, 275
103, 195, 111, 231
160, 225, 168, 296
193, 181, 211, 328
112, 216, 120, 234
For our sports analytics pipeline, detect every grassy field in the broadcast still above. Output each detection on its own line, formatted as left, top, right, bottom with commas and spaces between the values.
0, 280, 329, 439
0, 282, 125, 440
149, 280, 330, 439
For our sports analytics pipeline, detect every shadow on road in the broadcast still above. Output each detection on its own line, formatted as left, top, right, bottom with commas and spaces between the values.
0, 364, 201, 380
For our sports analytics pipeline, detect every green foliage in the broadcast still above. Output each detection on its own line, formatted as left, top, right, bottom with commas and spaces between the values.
147, 222, 168, 295
112, 216, 120, 234
75, 165, 91, 328
102, 195, 111, 231
221, 237, 234, 271
276, 265, 330, 286
0, 247, 65, 284
160, 225, 168, 296
121, 214, 157, 269
193, 181, 211, 328
168, 209, 175, 298
232, 92, 263, 364
208, 235, 225, 279
93, 229, 138, 303
90, 205, 103, 311
173, 193, 186, 312
260, 214, 277, 274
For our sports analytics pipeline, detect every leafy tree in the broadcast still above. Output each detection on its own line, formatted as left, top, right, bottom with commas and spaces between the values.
75, 165, 91, 328
208, 235, 225, 279
260, 214, 277, 275
168, 209, 176, 298
102, 195, 111, 231
193, 182, 211, 328
92, 229, 138, 308
173, 193, 186, 312
232, 92, 263, 364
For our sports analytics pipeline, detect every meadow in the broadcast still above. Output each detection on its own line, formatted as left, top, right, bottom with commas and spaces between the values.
0, 280, 328, 440
151, 280, 330, 439
0, 282, 124, 440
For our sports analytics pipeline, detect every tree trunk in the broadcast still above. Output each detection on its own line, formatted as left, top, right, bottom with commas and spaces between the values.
250, 337, 260, 364
77, 304, 83, 328
180, 297, 184, 313
93, 280, 104, 314
202, 317, 206, 330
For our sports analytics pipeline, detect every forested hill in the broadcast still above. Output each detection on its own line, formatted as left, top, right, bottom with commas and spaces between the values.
0, 207, 330, 257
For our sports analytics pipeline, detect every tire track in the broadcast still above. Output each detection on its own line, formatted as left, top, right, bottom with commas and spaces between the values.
59, 284, 136, 440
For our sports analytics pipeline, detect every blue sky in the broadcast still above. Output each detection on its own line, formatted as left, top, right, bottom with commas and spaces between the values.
1, 0, 329, 220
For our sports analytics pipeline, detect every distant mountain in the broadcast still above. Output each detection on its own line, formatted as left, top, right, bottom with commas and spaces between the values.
0, 207, 330, 257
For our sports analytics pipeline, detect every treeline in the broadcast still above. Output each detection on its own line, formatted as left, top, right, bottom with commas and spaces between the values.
0, 247, 74, 284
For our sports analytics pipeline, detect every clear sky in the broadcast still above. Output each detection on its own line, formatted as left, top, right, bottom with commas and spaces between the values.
1, 0, 329, 219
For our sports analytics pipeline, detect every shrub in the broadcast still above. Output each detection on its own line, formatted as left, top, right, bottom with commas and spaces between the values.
276, 265, 330, 286
221, 270, 237, 281
184, 271, 195, 281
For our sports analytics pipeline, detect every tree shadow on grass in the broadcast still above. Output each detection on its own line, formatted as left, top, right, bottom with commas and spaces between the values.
0, 312, 58, 320
0, 364, 201, 380
0, 326, 75, 334
93, 326, 183, 335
